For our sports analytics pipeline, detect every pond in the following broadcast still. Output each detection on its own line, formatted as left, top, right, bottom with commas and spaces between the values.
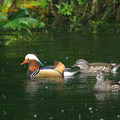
0, 28, 120, 120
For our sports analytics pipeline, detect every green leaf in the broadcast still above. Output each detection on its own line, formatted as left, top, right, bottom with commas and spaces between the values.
9, 8, 29, 20
1, 0, 13, 14
77, 0, 83, 6
38, 21, 45, 28
0, 12, 8, 22
3, 17, 39, 28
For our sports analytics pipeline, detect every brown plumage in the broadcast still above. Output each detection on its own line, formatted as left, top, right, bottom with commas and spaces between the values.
93, 71, 120, 92
72, 59, 120, 73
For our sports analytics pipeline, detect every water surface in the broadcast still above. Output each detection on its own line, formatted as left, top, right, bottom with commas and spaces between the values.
0, 29, 120, 120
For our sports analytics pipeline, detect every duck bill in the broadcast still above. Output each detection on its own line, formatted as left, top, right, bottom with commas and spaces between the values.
72, 64, 77, 68
21, 60, 27, 65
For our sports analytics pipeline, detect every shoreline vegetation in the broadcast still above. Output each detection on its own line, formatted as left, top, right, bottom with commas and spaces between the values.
0, 0, 120, 32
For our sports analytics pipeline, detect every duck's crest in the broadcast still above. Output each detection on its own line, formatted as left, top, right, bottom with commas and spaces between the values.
25, 54, 44, 66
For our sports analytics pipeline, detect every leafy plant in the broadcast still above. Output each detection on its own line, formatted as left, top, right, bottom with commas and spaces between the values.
27, 0, 51, 8
56, 2, 73, 16
2, 8, 45, 29
0, 13, 8, 22
77, 0, 83, 6
0, 0, 13, 15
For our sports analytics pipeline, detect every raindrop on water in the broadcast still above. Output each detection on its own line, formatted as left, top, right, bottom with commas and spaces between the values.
34, 115, 37, 118
2, 69, 5, 74
61, 110, 64, 113
88, 107, 92, 111
117, 115, 120, 118
49, 117, 53, 119
45, 86, 48, 89
90, 111, 93, 114
95, 109, 98, 111
3, 110, 6, 115
66, 57, 68, 60
2, 94, 6, 99
78, 114, 81, 120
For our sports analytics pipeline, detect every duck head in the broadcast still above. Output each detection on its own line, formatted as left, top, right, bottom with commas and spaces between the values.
21, 54, 44, 76
21, 54, 43, 66
96, 71, 105, 82
72, 59, 89, 71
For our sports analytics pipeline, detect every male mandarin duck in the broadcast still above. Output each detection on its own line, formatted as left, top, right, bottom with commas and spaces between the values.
72, 59, 120, 73
21, 54, 65, 78
93, 71, 120, 92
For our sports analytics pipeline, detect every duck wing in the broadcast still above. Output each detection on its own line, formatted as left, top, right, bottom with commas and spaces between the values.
90, 62, 113, 68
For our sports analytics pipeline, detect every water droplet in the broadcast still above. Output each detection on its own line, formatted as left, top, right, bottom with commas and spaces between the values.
45, 86, 48, 89
78, 114, 81, 120
61, 110, 64, 113
3, 110, 6, 115
2, 94, 6, 99
88, 107, 92, 111
2, 69, 5, 74
34, 115, 37, 118
66, 57, 68, 60
117, 115, 120, 118
49, 117, 53, 119
90, 111, 93, 113
96, 109, 98, 111
41, 98, 44, 100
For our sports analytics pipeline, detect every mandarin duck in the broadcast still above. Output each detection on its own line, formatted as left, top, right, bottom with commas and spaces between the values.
72, 59, 120, 73
93, 71, 120, 92
21, 54, 65, 78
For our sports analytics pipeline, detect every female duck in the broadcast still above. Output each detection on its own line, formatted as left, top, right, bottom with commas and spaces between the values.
21, 54, 65, 78
93, 71, 120, 92
72, 59, 120, 73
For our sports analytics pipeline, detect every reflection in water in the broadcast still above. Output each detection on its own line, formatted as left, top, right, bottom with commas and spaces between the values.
24, 78, 64, 96
94, 92, 120, 101
1, 30, 120, 120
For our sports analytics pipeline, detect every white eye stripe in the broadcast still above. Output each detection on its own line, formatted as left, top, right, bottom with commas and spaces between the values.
25, 54, 44, 66
25, 54, 39, 61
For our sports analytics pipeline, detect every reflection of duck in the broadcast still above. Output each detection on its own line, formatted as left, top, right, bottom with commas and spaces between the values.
25, 78, 64, 96
93, 71, 120, 92
72, 59, 120, 73
21, 54, 65, 78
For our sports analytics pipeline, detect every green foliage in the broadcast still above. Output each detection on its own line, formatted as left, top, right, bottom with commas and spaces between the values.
56, 2, 73, 16
0, 13, 8, 22
27, 0, 51, 8
3, 17, 39, 28
0, 0, 119, 32
0, 0, 13, 15
77, 0, 83, 6
10, 8, 29, 20
1, 8, 45, 29
39, 0, 51, 8
5, 28, 34, 46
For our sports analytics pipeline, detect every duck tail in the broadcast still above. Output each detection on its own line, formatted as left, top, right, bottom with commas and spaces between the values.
54, 61, 65, 74
112, 64, 120, 72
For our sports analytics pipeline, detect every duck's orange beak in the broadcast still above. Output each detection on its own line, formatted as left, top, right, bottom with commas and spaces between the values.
21, 60, 27, 65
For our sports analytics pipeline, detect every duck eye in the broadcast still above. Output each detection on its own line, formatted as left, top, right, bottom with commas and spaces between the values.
27, 58, 29, 60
